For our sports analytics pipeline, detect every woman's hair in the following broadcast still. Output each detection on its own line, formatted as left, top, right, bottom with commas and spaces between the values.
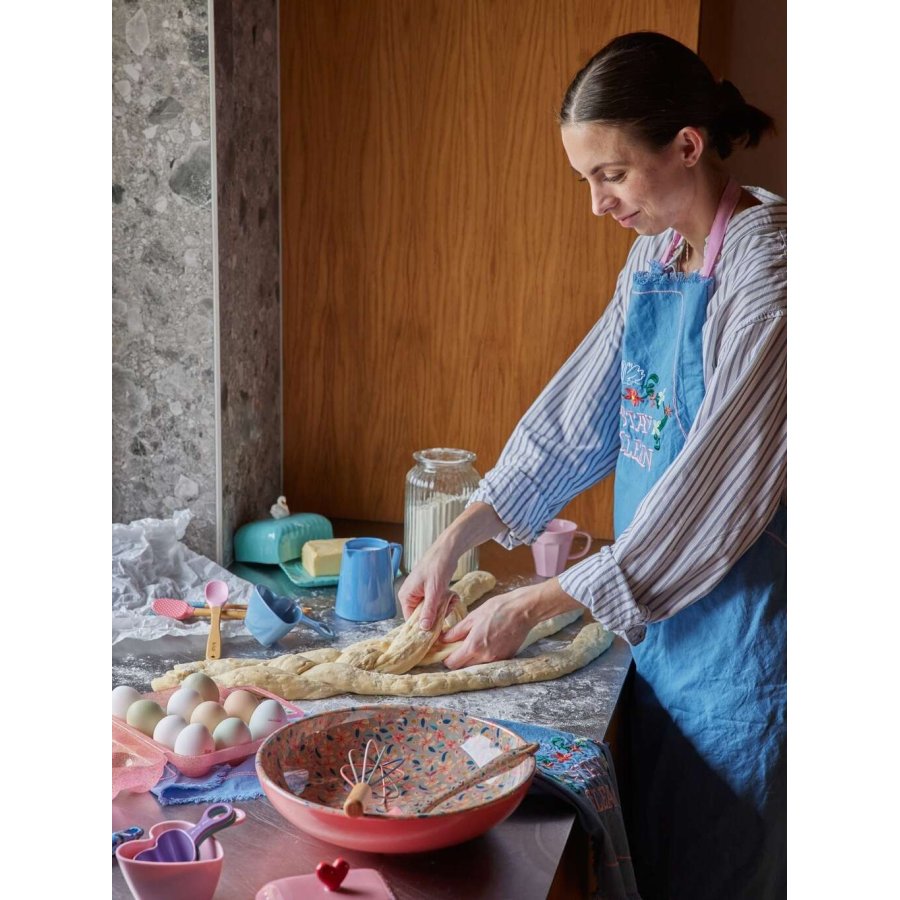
559, 32, 775, 159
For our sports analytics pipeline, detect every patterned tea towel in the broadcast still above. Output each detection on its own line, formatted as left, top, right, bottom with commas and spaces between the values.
150, 756, 264, 806
493, 719, 640, 900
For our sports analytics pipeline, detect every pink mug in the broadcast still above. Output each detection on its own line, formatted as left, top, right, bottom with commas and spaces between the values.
531, 518, 592, 577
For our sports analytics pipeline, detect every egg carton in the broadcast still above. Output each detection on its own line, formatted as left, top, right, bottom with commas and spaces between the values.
112, 685, 305, 779
112, 725, 167, 798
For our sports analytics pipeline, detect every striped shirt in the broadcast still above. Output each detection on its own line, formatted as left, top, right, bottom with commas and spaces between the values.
469, 186, 787, 645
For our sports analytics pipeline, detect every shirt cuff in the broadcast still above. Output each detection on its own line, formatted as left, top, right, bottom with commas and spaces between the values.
467, 466, 553, 549
557, 546, 650, 645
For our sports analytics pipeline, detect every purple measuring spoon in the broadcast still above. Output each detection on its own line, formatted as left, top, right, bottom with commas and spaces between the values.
135, 804, 237, 863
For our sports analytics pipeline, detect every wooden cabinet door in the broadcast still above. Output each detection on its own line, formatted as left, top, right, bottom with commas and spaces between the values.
281, 0, 700, 535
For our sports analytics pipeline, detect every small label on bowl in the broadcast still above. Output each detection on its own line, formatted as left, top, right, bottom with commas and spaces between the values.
460, 734, 502, 767
284, 768, 309, 795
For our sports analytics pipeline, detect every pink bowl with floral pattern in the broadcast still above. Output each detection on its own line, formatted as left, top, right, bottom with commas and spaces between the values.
255, 704, 535, 853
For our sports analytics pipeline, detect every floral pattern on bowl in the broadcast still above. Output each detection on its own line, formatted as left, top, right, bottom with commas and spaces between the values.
258, 705, 532, 818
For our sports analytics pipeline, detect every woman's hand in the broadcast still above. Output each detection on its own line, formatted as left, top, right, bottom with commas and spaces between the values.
440, 589, 535, 669
440, 579, 584, 669
397, 501, 507, 631
397, 539, 461, 630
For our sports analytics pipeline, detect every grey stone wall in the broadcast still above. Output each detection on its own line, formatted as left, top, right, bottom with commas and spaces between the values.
112, 0, 281, 562
113, 0, 218, 556
213, 0, 282, 565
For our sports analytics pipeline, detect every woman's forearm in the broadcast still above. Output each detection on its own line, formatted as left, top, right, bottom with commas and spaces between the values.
519, 578, 586, 626
439, 501, 507, 558
441, 504, 585, 621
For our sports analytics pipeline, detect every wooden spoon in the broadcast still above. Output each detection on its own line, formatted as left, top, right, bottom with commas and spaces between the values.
413, 742, 539, 815
204, 580, 229, 660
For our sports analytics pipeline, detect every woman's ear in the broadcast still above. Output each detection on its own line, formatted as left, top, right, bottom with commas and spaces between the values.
674, 126, 707, 168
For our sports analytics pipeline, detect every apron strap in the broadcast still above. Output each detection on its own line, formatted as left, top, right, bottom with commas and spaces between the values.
700, 177, 742, 277
659, 230, 685, 268
657, 177, 744, 276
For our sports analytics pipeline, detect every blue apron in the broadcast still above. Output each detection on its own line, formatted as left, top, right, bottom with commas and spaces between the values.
614, 179, 786, 899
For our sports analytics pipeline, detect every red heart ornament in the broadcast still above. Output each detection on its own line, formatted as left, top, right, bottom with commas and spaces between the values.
316, 858, 350, 891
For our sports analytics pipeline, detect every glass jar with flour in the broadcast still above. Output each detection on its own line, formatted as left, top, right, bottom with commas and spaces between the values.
403, 448, 481, 580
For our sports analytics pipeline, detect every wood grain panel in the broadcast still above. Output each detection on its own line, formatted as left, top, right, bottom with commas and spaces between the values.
281, 0, 700, 537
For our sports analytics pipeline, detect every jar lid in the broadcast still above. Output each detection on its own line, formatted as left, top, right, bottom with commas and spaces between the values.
413, 447, 477, 467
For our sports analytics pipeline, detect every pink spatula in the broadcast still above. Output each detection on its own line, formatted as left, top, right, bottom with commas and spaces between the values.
204, 580, 229, 660
152, 598, 246, 621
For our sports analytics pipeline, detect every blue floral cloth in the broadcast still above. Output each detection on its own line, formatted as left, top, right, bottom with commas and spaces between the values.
493, 718, 640, 900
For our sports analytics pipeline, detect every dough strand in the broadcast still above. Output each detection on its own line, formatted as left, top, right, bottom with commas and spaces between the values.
150, 570, 611, 699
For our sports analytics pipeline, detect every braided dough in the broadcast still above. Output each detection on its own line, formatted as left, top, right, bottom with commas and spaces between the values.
150, 570, 613, 699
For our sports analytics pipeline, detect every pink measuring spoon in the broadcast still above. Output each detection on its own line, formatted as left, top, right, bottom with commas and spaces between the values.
204, 580, 229, 660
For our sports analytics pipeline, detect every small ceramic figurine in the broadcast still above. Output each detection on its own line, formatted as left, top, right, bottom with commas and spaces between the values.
270, 496, 290, 519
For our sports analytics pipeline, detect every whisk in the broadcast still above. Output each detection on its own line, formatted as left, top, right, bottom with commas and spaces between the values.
340, 739, 404, 817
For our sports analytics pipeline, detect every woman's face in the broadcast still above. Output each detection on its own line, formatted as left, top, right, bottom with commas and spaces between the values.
561, 122, 696, 236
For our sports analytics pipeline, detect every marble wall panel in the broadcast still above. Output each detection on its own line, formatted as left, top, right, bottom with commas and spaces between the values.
113, 0, 282, 563
113, 0, 218, 557
213, 0, 282, 565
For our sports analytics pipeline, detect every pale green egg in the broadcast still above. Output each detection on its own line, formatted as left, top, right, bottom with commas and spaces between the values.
126, 699, 166, 736
213, 716, 253, 749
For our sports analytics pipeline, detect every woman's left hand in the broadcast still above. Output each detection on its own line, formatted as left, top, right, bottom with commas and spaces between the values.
440, 590, 535, 669
441, 580, 584, 669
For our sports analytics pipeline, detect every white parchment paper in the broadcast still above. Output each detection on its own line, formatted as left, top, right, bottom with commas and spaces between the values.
112, 509, 253, 645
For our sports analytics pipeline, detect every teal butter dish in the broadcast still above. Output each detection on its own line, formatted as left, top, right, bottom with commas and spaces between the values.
233, 513, 334, 565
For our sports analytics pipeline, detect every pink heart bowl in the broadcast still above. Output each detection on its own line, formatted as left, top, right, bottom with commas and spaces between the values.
255, 704, 536, 854
115, 820, 224, 900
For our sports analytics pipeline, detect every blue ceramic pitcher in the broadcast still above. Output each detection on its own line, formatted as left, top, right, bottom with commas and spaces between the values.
335, 538, 403, 622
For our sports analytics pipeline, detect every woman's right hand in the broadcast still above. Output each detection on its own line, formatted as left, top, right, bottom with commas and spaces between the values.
397, 537, 461, 631
397, 501, 507, 631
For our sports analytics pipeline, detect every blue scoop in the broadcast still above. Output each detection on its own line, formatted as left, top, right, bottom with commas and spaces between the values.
246, 584, 335, 647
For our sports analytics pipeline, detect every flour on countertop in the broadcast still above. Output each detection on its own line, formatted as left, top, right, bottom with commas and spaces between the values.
112, 652, 164, 692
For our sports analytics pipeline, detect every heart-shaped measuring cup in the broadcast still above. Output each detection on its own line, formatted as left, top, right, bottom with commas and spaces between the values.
316, 857, 350, 891
135, 804, 240, 863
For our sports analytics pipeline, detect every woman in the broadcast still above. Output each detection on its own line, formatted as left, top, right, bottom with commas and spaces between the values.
398, 31, 786, 900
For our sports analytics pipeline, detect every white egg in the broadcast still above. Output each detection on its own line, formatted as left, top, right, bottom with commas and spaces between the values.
223, 689, 260, 725
173, 722, 215, 756
212, 716, 253, 749
126, 699, 166, 736
181, 672, 220, 703
166, 687, 203, 721
191, 700, 229, 733
112, 685, 142, 720
248, 698, 287, 740
153, 715, 188, 750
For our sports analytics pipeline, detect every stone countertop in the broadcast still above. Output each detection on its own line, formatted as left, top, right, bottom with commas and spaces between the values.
112, 521, 632, 900
112, 520, 632, 741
